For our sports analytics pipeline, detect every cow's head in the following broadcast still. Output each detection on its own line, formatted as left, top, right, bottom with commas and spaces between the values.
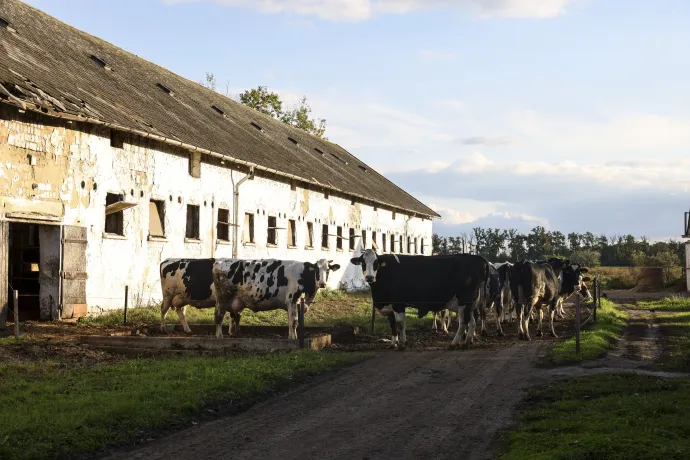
350, 248, 390, 284
315, 259, 340, 288
560, 263, 590, 296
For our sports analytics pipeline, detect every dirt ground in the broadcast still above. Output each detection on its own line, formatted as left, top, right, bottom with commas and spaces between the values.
97, 309, 579, 460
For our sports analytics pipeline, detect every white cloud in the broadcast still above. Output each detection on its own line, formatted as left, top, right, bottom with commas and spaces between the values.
428, 203, 476, 224
162, 0, 582, 21
419, 49, 457, 61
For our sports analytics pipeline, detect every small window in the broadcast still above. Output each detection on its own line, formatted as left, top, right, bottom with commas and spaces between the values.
212, 105, 225, 116
407, 236, 412, 254
358, 165, 367, 172
105, 193, 124, 235
330, 153, 348, 165
250, 121, 263, 131
90, 54, 112, 71
306, 222, 314, 248
321, 224, 329, 249
361, 230, 367, 249
267, 216, 277, 246
399, 237, 403, 253
243, 213, 255, 243
149, 200, 165, 237
349, 228, 356, 251
414, 237, 418, 254
186, 205, 200, 239
217, 208, 230, 241
382, 233, 387, 252
110, 130, 123, 149
389, 235, 395, 253
392, 211, 396, 220
421, 238, 426, 254
288, 219, 296, 247
0, 17, 16, 33
314, 147, 325, 156
336, 226, 343, 250
288, 137, 299, 145
372, 231, 377, 251
156, 83, 174, 96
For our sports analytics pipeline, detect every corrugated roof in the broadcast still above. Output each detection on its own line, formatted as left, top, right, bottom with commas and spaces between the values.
0, 0, 439, 218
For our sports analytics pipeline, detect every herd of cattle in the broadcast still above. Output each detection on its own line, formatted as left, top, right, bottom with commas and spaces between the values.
159, 250, 591, 350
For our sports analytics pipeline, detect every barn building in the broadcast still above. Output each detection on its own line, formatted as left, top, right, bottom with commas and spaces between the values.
0, 0, 439, 324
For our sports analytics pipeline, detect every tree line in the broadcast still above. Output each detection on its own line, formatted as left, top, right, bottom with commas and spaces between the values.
432, 226, 685, 271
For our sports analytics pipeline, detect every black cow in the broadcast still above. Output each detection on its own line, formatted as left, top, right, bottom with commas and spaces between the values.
349, 249, 489, 350
510, 259, 589, 340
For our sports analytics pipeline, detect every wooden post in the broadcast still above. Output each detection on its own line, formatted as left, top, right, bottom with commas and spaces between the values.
123, 285, 129, 326
371, 303, 376, 335
13, 289, 19, 340
298, 298, 305, 349
592, 276, 598, 323
575, 296, 580, 355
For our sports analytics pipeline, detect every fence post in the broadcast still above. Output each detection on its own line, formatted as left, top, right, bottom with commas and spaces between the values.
575, 296, 580, 355
371, 303, 376, 335
13, 289, 19, 340
592, 275, 599, 323
123, 285, 129, 326
298, 298, 305, 349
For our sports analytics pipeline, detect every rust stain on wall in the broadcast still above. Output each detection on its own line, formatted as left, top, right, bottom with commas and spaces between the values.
300, 188, 309, 217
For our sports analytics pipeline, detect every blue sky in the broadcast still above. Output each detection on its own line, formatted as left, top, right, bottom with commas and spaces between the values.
24, 0, 690, 239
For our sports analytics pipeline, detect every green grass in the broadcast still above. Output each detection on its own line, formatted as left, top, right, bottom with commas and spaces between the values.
546, 298, 628, 365
627, 295, 690, 311
0, 350, 365, 460
654, 310, 690, 372
500, 374, 690, 460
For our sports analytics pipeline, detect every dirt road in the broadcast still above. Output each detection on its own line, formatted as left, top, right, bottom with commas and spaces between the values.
102, 340, 550, 460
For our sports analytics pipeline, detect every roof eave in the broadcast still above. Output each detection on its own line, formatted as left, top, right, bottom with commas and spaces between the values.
0, 99, 441, 220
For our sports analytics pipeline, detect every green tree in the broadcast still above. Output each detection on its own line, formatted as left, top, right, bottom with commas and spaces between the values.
239, 85, 283, 119
569, 249, 601, 267
281, 96, 327, 139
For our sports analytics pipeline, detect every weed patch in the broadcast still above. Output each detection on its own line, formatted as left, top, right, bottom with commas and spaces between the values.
500, 374, 690, 460
546, 299, 627, 365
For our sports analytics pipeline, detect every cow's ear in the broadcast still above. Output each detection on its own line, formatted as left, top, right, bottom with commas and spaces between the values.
350, 257, 361, 265
380, 261, 386, 267
582, 276, 591, 282
563, 259, 571, 266
580, 268, 589, 274
329, 264, 341, 272
328, 260, 333, 264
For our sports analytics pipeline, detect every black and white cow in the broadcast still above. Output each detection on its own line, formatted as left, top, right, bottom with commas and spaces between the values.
350, 249, 489, 350
159, 257, 339, 335
509, 259, 589, 340
478, 262, 504, 336
495, 262, 515, 324
211, 258, 340, 339
536, 257, 593, 318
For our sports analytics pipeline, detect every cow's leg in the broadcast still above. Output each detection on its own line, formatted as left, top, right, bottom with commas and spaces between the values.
174, 305, 193, 334
394, 309, 407, 351
495, 299, 504, 337
290, 304, 299, 340
160, 295, 172, 333
441, 309, 450, 334
549, 300, 559, 338
432, 311, 438, 333
463, 306, 477, 348
522, 299, 536, 341
214, 302, 229, 339
450, 307, 465, 348
387, 312, 398, 349
536, 306, 544, 337
229, 311, 241, 336
479, 302, 488, 336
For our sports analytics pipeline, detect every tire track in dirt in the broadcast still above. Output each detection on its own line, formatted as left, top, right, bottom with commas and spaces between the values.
102, 341, 549, 460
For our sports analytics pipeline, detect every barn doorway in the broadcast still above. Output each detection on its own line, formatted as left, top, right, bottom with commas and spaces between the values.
7, 222, 61, 321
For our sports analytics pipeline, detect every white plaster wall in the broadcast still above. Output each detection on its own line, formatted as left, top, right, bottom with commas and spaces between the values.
1, 112, 435, 312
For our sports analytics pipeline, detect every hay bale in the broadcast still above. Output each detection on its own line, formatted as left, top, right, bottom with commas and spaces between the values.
630, 267, 664, 293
